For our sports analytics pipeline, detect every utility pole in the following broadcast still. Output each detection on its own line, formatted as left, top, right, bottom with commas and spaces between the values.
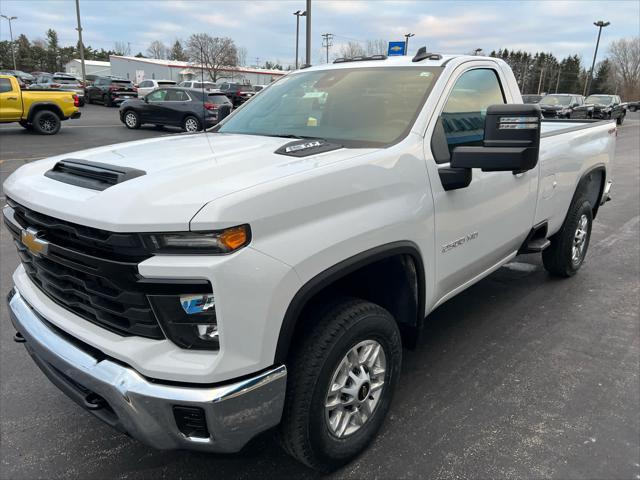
305, 0, 311, 66
0, 15, 17, 70
293, 10, 306, 69
555, 68, 562, 93
321, 33, 333, 63
404, 33, 415, 55
255, 57, 261, 67
537, 65, 545, 95
74, 0, 86, 86
583, 20, 610, 96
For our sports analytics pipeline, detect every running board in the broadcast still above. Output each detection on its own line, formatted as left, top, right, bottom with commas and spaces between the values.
522, 237, 551, 253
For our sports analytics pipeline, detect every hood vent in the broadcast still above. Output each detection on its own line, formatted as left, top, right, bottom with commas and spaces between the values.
45, 159, 146, 191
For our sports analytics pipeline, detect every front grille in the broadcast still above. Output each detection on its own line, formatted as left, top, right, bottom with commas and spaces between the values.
4, 200, 210, 340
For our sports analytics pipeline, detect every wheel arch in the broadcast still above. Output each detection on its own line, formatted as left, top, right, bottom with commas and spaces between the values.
27, 103, 63, 122
274, 241, 426, 364
571, 164, 607, 220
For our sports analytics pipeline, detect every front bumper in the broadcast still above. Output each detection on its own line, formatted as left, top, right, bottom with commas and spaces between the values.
7, 288, 287, 453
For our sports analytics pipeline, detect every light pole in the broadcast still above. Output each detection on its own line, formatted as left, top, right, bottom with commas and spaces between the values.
473, 48, 483, 56
305, 0, 311, 67
1, 15, 17, 70
404, 33, 414, 55
583, 20, 610, 96
293, 10, 306, 69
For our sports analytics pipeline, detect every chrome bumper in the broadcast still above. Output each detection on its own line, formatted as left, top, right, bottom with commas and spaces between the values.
7, 288, 287, 453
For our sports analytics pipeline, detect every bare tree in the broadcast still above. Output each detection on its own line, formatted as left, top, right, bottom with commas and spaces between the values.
146, 40, 166, 60
608, 37, 640, 100
237, 46, 247, 67
366, 39, 387, 56
114, 41, 131, 56
338, 41, 365, 59
186, 34, 237, 82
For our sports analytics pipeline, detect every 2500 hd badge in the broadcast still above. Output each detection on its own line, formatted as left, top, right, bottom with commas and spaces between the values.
441, 231, 479, 253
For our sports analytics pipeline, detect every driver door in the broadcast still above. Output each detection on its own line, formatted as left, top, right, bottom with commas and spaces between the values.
426, 66, 539, 304
143, 89, 169, 122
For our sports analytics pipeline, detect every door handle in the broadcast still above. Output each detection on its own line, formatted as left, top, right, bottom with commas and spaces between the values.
7, 96, 18, 100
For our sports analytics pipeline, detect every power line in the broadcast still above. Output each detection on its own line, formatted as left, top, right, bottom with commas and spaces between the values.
321, 33, 333, 63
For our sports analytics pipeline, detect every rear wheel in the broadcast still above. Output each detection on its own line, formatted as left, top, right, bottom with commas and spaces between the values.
617, 113, 625, 125
542, 197, 593, 277
279, 298, 402, 472
182, 115, 201, 132
103, 94, 112, 107
123, 110, 141, 129
31, 110, 61, 135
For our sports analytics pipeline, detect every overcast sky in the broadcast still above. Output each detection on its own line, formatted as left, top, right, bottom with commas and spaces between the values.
1, 0, 638, 66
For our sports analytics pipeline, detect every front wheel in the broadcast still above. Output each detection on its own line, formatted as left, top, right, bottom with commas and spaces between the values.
617, 114, 625, 125
123, 110, 141, 129
182, 115, 201, 132
31, 110, 61, 135
543, 198, 593, 277
279, 298, 402, 472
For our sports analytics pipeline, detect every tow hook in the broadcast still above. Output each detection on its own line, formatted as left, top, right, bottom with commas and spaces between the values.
13, 331, 26, 343
83, 392, 107, 411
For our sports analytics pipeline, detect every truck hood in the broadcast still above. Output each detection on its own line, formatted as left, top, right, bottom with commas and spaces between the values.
3, 132, 373, 232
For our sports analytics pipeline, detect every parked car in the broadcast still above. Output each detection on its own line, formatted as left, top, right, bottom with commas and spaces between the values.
85, 77, 138, 106
0, 69, 34, 85
218, 82, 255, 106
29, 73, 86, 106
4, 53, 616, 472
521, 94, 543, 103
0, 74, 80, 134
119, 87, 232, 132
538, 94, 592, 119
253, 84, 268, 92
584, 94, 627, 124
627, 100, 639, 112
136, 79, 177, 98
178, 80, 219, 92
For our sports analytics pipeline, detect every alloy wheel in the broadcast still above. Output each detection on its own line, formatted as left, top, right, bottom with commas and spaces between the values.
572, 214, 589, 264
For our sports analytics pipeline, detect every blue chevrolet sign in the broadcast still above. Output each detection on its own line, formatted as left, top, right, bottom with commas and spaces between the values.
387, 41, 406, 56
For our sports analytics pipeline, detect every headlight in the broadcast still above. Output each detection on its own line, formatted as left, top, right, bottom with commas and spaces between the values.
143, 224, 250, 254
149, 293, 219, 350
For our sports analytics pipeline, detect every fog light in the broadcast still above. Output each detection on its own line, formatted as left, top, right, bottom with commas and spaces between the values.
196, 324, 218, 341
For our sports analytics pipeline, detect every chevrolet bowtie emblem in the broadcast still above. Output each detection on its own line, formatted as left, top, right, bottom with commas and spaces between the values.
21, 228, 49, 257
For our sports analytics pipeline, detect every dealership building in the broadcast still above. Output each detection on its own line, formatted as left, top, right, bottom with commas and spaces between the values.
109, 55, 286, 86
64, 59, 112, 77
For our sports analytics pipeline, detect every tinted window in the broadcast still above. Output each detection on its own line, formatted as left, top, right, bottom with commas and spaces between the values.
166, 89, 189, 101
441, 68, 505, 152
139, 81, 151, 88
207, 94, 231, 104
158, 81, 176, 86
53, 76, 78, 84
0, 78, 12, 93
147, 89, 167, 102
112, 80, 133, 86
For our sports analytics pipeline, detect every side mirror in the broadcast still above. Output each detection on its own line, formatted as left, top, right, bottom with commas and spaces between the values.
451, 104, 541, 172
143, 96, 149, 103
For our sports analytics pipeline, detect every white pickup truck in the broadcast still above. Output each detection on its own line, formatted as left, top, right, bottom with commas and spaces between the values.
4, 51, 615, 471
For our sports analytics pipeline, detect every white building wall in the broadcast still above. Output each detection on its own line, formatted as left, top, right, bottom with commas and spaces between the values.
65, 59, 111, 77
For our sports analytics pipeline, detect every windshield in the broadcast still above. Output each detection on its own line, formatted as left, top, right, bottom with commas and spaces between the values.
540, 95, 572, 106
218, 66, 441, 147
585, 95, 613, 105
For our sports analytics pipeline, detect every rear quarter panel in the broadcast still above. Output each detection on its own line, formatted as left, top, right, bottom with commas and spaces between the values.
536, 121, 615, 234
23, 90, 78, 118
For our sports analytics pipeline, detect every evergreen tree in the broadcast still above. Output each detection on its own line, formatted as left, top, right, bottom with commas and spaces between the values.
168, 40, 187, 61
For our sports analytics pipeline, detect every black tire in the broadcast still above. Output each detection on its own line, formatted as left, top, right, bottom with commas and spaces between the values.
103, 94, 112, 107
31, 110, 61, 135
154, 124, 164, 129
279, 297, 402, 472
86, 94, 92, 105
182, 115, 201, 132
542, 197, 593, 277
123, 110, 141, 129
18, 121, 32, 130
629, 106, 637, 112
617, 114, 625, 125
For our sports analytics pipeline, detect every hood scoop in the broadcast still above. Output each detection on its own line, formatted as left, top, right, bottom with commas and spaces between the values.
275, 139, 342, 157
44, 159, 146, 191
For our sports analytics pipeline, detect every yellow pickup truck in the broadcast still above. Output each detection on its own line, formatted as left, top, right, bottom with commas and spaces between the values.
0, 74, 80, 134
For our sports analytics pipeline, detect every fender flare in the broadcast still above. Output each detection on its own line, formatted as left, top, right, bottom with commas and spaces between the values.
27, 102, 64, 122
273, 241, 426, 364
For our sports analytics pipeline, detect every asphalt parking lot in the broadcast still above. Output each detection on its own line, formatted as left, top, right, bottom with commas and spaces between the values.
0, 108, 639, 479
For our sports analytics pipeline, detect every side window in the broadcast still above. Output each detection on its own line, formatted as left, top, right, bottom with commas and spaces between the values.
166, 89, 189, 101
439, 69, 505, 156
147, 89, 167, 102
0, 78, 13, 93
139, 81, 149, 88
